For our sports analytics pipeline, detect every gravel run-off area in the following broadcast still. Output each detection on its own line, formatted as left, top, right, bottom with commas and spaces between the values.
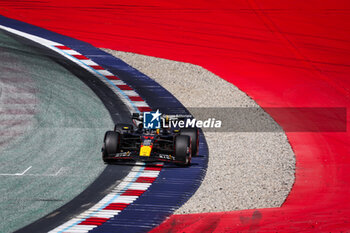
102, 49, 295, 214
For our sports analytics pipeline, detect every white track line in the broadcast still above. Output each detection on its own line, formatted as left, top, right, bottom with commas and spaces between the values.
0, 166, 32, 176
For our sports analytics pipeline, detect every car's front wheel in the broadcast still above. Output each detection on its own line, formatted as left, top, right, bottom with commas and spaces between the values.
102, 131, 120, 163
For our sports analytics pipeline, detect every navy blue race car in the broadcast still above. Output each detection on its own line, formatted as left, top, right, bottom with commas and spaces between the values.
102, 113, 199, 166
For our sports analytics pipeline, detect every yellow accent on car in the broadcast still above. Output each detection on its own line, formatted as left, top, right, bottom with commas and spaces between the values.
123, 126, 129, 129
140, 146, 152, 156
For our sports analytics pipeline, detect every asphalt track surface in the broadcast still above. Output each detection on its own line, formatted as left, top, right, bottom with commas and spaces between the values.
1, 0, 350, 231
0, 30, 133, 233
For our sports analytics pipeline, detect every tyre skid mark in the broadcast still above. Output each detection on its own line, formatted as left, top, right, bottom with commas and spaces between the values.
0, 75, 37, 147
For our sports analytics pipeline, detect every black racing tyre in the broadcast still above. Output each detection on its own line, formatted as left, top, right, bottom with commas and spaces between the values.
180, 128, 199, 156
175, 135, 191, 166
102, 143, 108, 162
102, 131, 120, 163
114, 123, 134, 133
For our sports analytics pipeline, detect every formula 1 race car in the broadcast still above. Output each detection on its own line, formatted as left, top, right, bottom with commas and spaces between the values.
102, 113, 199, 166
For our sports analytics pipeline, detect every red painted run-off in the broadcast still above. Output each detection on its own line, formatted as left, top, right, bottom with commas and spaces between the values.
1, 0, 350, 231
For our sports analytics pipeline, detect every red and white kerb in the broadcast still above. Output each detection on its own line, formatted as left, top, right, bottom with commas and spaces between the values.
54, 45, 152, 113
49, 163, 163, 233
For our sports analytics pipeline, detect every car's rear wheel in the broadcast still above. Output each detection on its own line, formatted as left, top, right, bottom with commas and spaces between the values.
102, 131, 120, 163
180, 128, 199, 156
175, 135, 191, 166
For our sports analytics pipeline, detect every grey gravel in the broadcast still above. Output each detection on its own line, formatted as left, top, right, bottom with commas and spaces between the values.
102, 49, 295, 214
